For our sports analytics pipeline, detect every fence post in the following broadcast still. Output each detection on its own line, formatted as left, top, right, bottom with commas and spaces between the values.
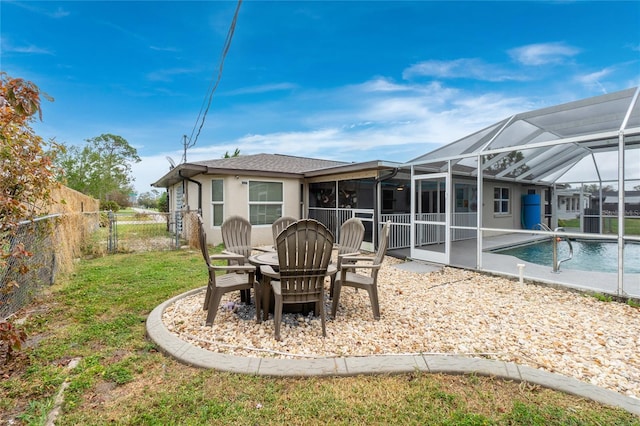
175, 210, 181, 249
107, 211, 117, 253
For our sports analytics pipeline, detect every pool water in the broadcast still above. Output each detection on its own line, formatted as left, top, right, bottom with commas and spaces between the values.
493, 239, 640, 274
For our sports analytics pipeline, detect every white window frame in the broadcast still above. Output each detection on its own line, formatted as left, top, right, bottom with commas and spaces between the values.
493, 186, 510, 215
248, 180, 283, 225
211, 179, 224, 227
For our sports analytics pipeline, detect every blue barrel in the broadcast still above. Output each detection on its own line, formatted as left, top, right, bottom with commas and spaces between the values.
522, 194, 541, 230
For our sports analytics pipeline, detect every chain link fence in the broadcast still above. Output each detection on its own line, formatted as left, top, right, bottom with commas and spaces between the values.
103, 209, 200, 253
1, 209, 203, 320
1, 216, 56, 319
1, 212, 101, 319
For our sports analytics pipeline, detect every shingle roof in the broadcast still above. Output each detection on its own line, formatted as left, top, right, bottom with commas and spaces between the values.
150, 153, 401, 188
192, 153, 348, 174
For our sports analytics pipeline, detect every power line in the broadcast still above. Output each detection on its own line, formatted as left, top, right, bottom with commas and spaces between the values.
186, 0, 242, 155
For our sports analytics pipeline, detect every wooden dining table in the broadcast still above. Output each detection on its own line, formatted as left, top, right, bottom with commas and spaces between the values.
248, 252, 337, 321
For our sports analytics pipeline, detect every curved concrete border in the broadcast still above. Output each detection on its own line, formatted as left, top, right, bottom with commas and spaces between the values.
147, 288, 640, 416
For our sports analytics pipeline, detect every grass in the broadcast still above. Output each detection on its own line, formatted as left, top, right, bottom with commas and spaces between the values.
2, 249, 639, 425
591, 293, 614, 303
558, 217, 640, 235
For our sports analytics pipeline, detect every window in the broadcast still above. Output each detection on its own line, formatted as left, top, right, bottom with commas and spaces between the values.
249, 181, 283, 225
211, 179, 223, 226
493, 187, 510, 214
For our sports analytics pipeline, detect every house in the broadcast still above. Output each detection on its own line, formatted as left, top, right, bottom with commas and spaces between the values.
151, 153, 407, 250
555, 187, 591, 220
152, 86, 639, 288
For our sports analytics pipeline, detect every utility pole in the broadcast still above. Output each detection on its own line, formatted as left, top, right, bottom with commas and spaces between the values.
181, 134, 192, 163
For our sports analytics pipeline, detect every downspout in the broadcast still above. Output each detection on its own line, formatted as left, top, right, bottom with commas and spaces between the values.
374, 168, 399, 248
179, 170, 202, 214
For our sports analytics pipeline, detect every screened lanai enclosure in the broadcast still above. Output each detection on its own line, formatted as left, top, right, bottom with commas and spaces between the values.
405, 87, 640, 298
307, 171, 411, 252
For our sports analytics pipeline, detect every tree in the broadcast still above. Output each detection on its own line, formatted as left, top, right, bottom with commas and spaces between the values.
483, 151, 529, 176
223, 148, 240, 158
157, 192, 169, 212
55, 134, 141, 203
583, 184, 614, 194
1, 72, 58, 354
1, 73, 59, 225
138, 190, 160, 209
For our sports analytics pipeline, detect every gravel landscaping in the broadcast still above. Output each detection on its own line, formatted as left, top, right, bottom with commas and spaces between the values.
162, 255, 640, 400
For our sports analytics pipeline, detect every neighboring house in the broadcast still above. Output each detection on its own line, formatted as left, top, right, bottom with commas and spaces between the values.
151, 153, 406, 250
556, 187, 591, 220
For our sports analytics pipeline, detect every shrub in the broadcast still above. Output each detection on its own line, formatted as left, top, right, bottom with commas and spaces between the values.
100, 201, 120, 212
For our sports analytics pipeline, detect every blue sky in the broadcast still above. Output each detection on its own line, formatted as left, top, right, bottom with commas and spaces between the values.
3, 1, 639, 194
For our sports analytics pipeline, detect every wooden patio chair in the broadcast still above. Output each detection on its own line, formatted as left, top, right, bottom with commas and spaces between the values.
221, 215, 253, 303
260, 219, 335, 340
330, 217, 365, 298
197, 216, 259, 326
271, 216, 297, 248
331, 221, 390, 320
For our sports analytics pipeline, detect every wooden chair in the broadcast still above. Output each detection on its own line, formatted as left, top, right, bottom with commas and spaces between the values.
260, 219, 334, 340
330, 217, 365, 298
271, 216, 296, 248
331, 221, 390, 320
197, 216, 258, 326
221, 215, 253, 303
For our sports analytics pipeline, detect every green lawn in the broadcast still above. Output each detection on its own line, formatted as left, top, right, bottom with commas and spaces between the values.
558, 217, 640, 235
1, 249, 638, 425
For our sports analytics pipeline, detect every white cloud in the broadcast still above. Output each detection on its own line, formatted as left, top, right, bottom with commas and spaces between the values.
119, 74, 623, 195
132, 81, 533, 193
577, 68, 615, 85
357, 77, 410, 93
9, 2, 70, 18
509, 42, 580, 66
1, 37, 53, 55
149, 45, 179, 52
11, 45, 53, 55
575, 67, 617, 93
146, 68, 199, 82
402, 59, 525, 82
560, 150, 640, 183
225, 83, 299, 95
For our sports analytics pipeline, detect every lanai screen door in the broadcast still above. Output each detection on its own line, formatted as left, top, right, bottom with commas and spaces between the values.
411, 173, 450, 264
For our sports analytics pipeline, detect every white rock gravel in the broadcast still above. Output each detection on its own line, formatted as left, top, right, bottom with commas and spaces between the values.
162, 256, 640, 399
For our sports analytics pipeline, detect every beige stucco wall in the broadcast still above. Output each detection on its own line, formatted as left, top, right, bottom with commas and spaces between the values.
173, 174, 303, 247
481, 182, 544, 236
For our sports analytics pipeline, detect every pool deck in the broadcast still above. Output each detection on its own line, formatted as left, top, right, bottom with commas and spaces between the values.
388, 233, 640, 299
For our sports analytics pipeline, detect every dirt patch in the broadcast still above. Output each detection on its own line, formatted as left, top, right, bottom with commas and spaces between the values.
86, 381, 118, 407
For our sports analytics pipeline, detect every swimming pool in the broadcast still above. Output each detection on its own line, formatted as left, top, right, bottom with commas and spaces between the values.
492, 239, 640, 274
